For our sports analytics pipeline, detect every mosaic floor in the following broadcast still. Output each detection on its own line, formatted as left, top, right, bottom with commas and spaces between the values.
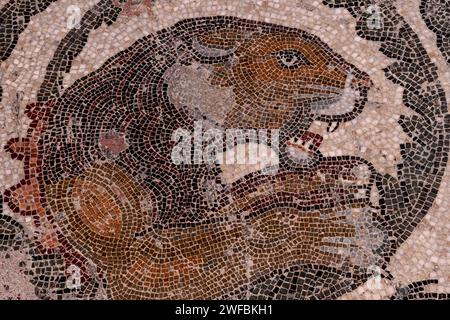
0, 0, 449, 300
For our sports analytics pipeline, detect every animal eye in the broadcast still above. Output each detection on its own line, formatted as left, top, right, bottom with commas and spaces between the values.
274, 50, 310, 69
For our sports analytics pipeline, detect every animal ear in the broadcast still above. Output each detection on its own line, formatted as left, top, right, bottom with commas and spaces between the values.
45, 163, 151, 266
208, 64, 234, 87
192, 29, 244, 64
192, 30, 246, 87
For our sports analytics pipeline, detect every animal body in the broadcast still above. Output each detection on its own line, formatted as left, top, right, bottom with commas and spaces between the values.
4, 16, 384, 299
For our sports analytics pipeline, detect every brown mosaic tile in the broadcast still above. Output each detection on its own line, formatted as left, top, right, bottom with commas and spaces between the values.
0, 0, 448, 301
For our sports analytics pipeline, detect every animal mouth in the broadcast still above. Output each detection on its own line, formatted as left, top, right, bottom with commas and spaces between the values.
306, 73, 363, 116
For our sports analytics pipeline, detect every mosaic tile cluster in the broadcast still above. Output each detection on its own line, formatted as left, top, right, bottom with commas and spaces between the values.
0, 0, 448, 300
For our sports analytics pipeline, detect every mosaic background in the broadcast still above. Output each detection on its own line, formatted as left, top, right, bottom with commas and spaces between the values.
0, 0, 449, 300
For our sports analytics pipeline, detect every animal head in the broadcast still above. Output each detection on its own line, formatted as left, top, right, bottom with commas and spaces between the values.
167, 17, 372, 133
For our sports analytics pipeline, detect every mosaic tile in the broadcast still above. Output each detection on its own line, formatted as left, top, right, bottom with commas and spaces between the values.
0, 0, 448, 300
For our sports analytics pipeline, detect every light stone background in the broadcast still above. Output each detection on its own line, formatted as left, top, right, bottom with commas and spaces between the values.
0, 0, 448, 299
